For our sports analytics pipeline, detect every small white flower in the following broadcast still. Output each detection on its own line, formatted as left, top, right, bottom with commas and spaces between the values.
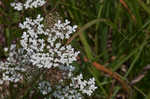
38, 81, 52, 95
10, 2, 23, 11
4, 47, 8, 52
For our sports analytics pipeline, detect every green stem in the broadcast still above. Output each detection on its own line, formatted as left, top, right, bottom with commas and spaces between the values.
124, 40, 147, 78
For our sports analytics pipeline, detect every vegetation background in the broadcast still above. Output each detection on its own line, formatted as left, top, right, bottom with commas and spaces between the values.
1, 0, 150, 99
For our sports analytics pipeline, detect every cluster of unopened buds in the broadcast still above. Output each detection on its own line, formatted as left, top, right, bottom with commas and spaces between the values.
0, 0, 97, 98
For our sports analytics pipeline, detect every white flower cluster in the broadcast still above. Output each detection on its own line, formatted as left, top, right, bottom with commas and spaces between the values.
19, 15, 79, 68
10, 0, 46, 11
0, 45, 28, 85
51, 20, 78, 39
37, 73, 97, 98
10, 2, 23, 11
36, 66, 83, 98
52, 85, 82, 99
71, 74, 97, 96
47, 74, 97, 98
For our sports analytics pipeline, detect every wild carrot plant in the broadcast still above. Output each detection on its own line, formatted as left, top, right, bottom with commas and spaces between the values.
0, 0, 97, 98
1, 0, 150, 99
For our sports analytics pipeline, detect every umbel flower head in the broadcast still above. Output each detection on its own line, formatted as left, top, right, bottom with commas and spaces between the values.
0, 44, 30, 85
10, 0, 46, 11
19, 14, 79, 69
50, 74, 97, 99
